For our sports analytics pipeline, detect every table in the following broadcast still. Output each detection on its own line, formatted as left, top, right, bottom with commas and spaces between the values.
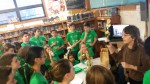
70, 57, 101, 84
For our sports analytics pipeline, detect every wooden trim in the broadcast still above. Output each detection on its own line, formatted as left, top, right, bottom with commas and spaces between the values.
42, 0, 49, 17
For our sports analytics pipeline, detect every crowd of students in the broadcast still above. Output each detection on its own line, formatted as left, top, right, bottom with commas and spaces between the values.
0, 23, 150, 84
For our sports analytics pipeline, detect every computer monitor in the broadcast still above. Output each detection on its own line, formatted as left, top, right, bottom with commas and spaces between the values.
112, 25, 129, 37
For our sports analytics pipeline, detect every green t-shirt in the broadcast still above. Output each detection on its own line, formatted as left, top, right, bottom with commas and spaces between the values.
30, 35, 46, 47
81, 30, 97, 49
14, 70, 25, 84
0, 50, 3, 56
21, 41, 36, 47
30, 72, 48, 84
66, 30, 81, 51
143, 70, 150, 84
16, 55, 25, 67
73, 60, 79, 66
48, 36, 64, 55
77, 48, 94, 60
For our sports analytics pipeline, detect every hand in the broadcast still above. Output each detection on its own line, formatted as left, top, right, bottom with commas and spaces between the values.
56, 47, 61, 50
121, 62, 130, 69
52, 42, 57, 46
90, 43, 94, 46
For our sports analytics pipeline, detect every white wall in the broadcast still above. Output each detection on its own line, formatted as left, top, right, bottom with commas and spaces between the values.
120, 5, 146, 40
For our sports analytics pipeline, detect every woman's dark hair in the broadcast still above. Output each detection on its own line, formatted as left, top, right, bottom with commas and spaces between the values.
83, 22, 90, 27
47, 59, 71, 82
0, 52, 16, 66
23, 46, 44, 84
123, 25, 143, 50
144, 36, 150, 56
86, 65, 115, 84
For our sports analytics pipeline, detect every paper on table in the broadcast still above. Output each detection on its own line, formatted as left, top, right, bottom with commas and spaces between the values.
70, 77, 83, 84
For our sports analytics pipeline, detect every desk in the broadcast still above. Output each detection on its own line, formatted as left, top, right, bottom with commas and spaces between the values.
70, 58, 100, 84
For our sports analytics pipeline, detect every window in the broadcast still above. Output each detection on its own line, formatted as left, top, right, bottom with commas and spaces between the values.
0, 12, 17, 25
0, 0, 45, 25
0, 0, 15, 11
20, 7, 44, 20
16, 0, 42, 7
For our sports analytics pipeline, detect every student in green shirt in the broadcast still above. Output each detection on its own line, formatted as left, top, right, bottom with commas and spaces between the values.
68, 52, 79, 66
30, 29, 46, 47
66, 23, 81, 60
23, 46, 48, 84
78, 43, 94, 62
47, 59, 75, 84
81, 22, 97, 50
48, 30, 65, 59
21, 32, 36, 47
0, 53, 24, 84
143, 36, 150, 84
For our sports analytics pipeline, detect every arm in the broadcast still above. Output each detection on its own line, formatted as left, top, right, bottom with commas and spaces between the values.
121, 48, 150, 72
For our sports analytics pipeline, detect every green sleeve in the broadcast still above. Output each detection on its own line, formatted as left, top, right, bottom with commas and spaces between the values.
66, 33, 69, 42
80, 32, 85, 40
15, 70, 25, 84
143, 70, 150, 84
88, 48, 94, 57
60, 38, 64, 45
48, 39, 52, 45
92, 30, 97, 38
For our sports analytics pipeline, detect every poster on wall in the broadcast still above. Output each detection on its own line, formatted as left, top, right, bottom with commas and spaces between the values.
44, 0, 67, 20
66, 0, 85, 10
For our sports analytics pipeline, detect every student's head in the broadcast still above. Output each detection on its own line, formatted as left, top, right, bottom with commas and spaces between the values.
2, 43, 15, 53
86, 65, 115, 84
49, 59, 75, 83
144, 36, 150, 56
18, 46, 30, 60
33, 29, 40, 37
83, 22, 90, 32
0, 53, 20, 84
80, 43, 87, 51
68, 23, 75, 31
51, 30, 57, 37
25, 46, 45, 66
68, 52, 75, 63
21, 32, 29, 43
122, 25, 142, 49
0, 52, 20, 69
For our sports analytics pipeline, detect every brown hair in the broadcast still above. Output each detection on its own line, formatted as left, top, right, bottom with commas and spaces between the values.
0, 67, 11, 84
48, 59, 71, 82
2, 43, 15, 53
86, 65, 115, 84
18, 46, 30, 60
0, 52, 16, 66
